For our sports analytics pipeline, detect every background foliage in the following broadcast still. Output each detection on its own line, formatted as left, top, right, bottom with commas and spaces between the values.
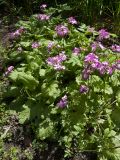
0, 0, 120, 33
0, 1, 120, 160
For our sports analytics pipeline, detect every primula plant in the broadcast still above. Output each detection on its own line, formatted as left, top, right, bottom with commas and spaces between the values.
1, 4, 120, 160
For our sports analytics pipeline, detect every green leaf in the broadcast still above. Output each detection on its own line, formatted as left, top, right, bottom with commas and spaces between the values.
104, 128, 116, 137
9, 71, 39, 90
20, 41, 31, 48
90, 75, 103, 92
116, 91, 120, 103
9, 70, 19, 81
104, 84, 113, 95
42, 82, 60, 99
4, 86, 20, 97
19, 104, 30, 124
39, 69, 46, 77
112, 108, 120, 126
111, 72, 120, 86
18, 72, 39, 90
30, 62, 39, 70
67, 55, 81, 66
38, 122, 54, 140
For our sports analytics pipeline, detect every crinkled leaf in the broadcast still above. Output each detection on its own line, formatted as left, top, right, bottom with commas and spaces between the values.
19, 104, 30, 124
104, 84, 113, 95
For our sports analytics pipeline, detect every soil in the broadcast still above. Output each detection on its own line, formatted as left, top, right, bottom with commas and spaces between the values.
2, 115, 98, 160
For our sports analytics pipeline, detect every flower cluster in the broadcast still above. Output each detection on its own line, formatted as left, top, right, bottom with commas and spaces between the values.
37, 14, 50, 21
84, 53, 99, 64
46, 51, 67, 70
55, 25, 69, 37
111, 44, 120, 53
98, 29, 110, 40
57, 95, 68, 108
83, 53, 115, 79
10, 27, 25, 39
68, 17, 77, 25
32, 42, 40, 49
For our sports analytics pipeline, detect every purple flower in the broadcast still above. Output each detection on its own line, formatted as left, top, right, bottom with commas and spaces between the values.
84, 53, 99, 64
98, 42, 105, 50
57, 95, 68, 108
98, 29, 110, 40
79, 85, 89, 94
59, 51, 67, 61
93, 61, 113, 75
5, 66, 14, 76
91, 42, 105, 51
40, 4, 47, 9
115, 60, 120, 70
72, 47, 80, 55
82, 68, 91, 80
106, 66, 113, 75
55, 25, 69, 37
54, 64, 65, 70
91, 42, 97, 52
97, 62, 107, 75
8, 66, 14, 72
37, 14, 50, 21
32, 42, 40, 49
10, 27, 25, 39
46, 52, 67, 70
111, 44, 120, 53
111, 63, 117, 70
91, 61, 101, 70
68, 17, 77, 25
47, 41, 55, 52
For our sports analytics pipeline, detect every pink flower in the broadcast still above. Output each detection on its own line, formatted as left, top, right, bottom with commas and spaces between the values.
8, 66, 14, 72
10, 27, 25, 39
82, 68, 91, 80
55, 25, 69, 37
91, 42, 97, 52
111, 44, 120, 53
115, 60, 120, 70
68, 17, 77, 25
84, 53, 99, 64
57, 95, 68, 108
91, 42, 105, 52
47, 41, 55, 52
98, 29, 110, 40
79, 85, 89, 93
5, 66, 14, 76
40, 4, 47, 9
98, 42, 105, 50
46, 52, 67, 70
32, 42, 40, 49
72, 47, 80, 55
37, 14, 50, 21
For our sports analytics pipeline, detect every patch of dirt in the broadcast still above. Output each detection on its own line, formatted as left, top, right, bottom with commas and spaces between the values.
1, 115, 98, 160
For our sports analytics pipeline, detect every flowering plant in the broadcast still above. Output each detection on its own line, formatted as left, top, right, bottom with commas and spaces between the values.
2, 4, 120, 159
